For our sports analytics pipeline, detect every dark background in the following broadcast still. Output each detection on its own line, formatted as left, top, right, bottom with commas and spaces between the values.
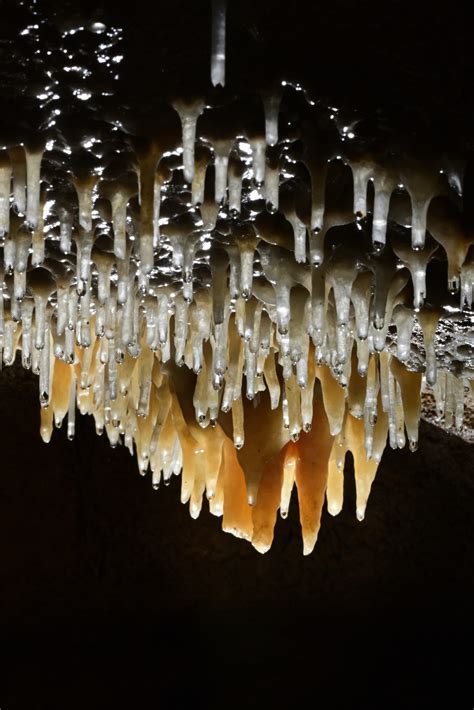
0, 369, 473, 708
1, 0, 474, 707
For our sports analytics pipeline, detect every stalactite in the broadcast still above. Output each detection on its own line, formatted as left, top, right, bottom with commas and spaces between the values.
0, 18, 472, 557
210, 0, 226, 87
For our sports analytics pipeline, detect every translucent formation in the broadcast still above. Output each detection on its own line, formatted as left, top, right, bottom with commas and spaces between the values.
1, 48, 473, 554
211, 0, 226, 88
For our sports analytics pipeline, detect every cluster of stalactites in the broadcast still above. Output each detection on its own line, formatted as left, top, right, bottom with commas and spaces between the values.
0, 91, 473, 552
3, 315, 471, 554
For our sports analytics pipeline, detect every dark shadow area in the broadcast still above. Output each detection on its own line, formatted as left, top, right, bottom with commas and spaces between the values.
0, 364, 472, 708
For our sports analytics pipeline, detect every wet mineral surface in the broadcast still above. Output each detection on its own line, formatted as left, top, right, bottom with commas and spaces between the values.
1, 0, 473, 706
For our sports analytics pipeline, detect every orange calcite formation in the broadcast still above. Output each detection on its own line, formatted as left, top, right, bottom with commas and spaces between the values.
21, 322, 462, 554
